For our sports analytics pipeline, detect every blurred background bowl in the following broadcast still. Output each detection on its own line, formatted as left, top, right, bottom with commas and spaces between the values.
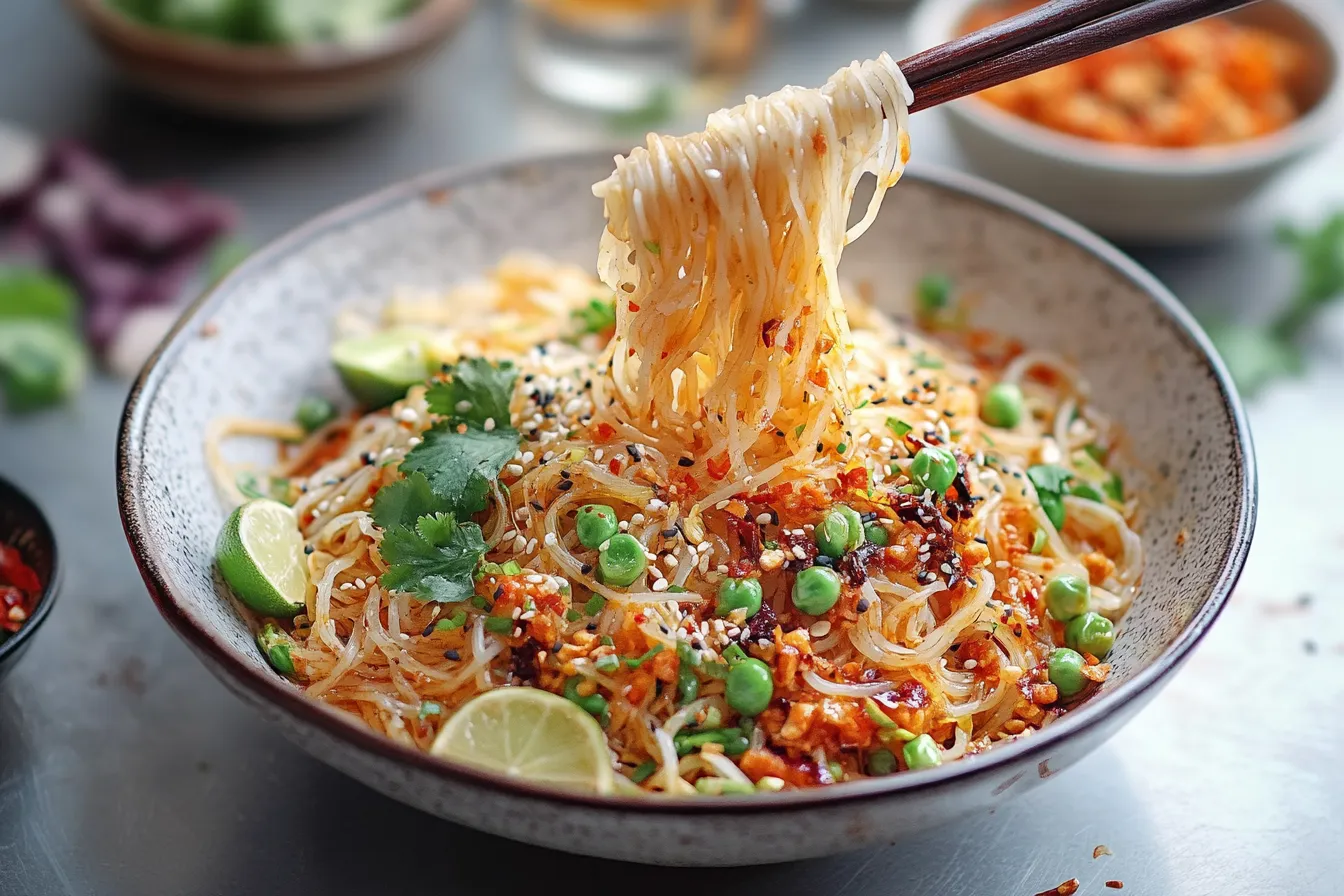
64, 0, 474, 123
910, 0, 1344, 243
0, 477, 59, 681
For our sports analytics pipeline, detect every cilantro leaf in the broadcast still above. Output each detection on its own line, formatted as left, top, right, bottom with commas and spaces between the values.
569, 297, 617, 339
426, 357, 517, 427
379, 513, 487, 603
399, 424, 519, 516
371, 471, 451, 530
1027, 464, 1073, 531
1103, 473, 1124, 503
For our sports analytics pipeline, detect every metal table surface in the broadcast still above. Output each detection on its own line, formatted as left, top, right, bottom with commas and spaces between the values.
2, 2, 1342, 894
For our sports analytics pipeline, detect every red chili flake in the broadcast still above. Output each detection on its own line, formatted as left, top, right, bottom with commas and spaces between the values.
628, 302, 640, 312
608, 458, 622, 475
872, 680, 930, 710
592, 422, 616, 442
1105, 883, 1124, 890
812, 131, 827, 156
0, 544, 40, 592
838, 467, 868, 492
633, 613, 647, 624
706, 453, 731, 481
762, 318, 781, 347
1032, 880, 1079, 896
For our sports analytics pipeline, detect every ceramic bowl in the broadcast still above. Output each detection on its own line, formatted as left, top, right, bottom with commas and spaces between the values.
0, 477, 60, 681
117, 150, 1256, 866
909, 0, 1344, 243
65, 0, 473, 123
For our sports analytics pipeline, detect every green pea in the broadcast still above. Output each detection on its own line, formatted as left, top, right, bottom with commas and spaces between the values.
716, 577, 763, 618
902, 733, 942, 770
1044, 573, 1090, 621
1065, 612, 1115, 658
980, 382, 1023, 429
916, 273, 951, 316
598, 533, 646, 587
835, 504, 864, 551
1047, 647, 1087, 698
725, 658, 774, 716
815, 510, 851, 558
562, 675, 610, 720
576, 504, 620, 549
863, 522, 889, 546
792, 566, 841, 616
294, 396, 337, 434
910, 446, 957, 494
866, 748, 897, 776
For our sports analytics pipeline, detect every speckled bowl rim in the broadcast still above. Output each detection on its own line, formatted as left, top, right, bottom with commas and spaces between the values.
117, 149, 1257, 815
910, 0, 1344, 177
0, 476, 62, 668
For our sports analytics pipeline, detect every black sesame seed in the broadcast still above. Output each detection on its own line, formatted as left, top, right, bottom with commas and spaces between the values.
626, 444, 643, 462
531, 501, 545, 511
661, 528, 679, 538
493, 586, 505, 600
586, 623, 598, 632
421, 622, 437, 637
677, 457, 695, 467
581, 563, 594, 575
303, 544, 314, 555
444, 649, 461, 661
902, 397, 915, 405
557, 480, 574, 491
560, 470, 571, 480
856, 598, 870, 613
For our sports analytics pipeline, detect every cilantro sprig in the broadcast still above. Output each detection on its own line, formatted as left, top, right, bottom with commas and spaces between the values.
372, 358, 520, 602
1026, 464, 1072, 531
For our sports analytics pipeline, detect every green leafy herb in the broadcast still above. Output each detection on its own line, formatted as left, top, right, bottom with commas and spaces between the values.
631, 760, 659, 783
1027, 464, 1072, 531
1204, 212, 1344, 396
886, 417, 912, 438
399, 425, 519, 518
484, 616, 514, 634
1103, 473, 1124, 503
470, 595, 490, 611
426, 357, 517, 428
570, 297, 617, 339
371, 471, 451, 530
378, 513, 488, 603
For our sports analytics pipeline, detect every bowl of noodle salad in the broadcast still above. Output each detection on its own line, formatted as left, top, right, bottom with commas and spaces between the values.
118, 54, 1255, 865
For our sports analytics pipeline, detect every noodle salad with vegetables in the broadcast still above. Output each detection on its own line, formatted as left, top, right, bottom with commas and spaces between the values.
211, 54, 1141, 796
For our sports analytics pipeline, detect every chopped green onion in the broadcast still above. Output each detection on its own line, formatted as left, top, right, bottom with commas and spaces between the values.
483, 616, 513, 634
631, 760, 658, 783
886, 417, 912, 438
863, 698, 897, 728
584, 593, 607, 616
1030, 528, 1048, 554
625, 644, 665, 668
435, 610, 469, 631
564, 608, 582, 622
594, 654, 622, 673
721, 643, 748, 666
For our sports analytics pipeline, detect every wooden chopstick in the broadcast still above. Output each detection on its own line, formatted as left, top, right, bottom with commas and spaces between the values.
901, 0, 1259, 113
901, 0, 1147, 86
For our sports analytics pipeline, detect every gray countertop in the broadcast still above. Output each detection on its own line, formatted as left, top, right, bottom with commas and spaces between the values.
3, 2, 1342, 895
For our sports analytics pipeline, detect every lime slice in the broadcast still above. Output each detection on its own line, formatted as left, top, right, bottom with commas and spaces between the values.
215, 499, 309, 617
431, 688, 614, 794
331, 328, 432, 409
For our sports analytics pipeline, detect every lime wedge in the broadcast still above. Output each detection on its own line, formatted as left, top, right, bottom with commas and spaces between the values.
431, 688, 614, 794
215, 499, 309, 617
331, 328, 432, 409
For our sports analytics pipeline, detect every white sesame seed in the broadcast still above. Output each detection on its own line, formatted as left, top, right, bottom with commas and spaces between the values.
662, 554, 678, 570
455, 400, 473, 413
630, 513, 646, 525
406, 437, 422, 447
513, 535, 528, 552
716, 565, 730, 575
543, 533, 558, 547
755, 513, 772, 525
964, 659, 978, 669
791, 545, 808, 560
511, 607, 522, 620
396, 407, 419, 423
525, 574, 545, 584
809, 620, 832, 637
594, 449, 604, 462
502, 530, 517, 542
484, 418, 496, 432
526, 538, 538, 553
522, 452, 535, 463
339, 583, 353, 590
505, 464, 524, 477
513, 627, 523, 638
354, 578, 366, 589
618, 521, 630, 531
652, 579, 669, 592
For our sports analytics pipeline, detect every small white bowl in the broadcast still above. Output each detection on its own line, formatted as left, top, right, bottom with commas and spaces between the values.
909, 0, 1344, 243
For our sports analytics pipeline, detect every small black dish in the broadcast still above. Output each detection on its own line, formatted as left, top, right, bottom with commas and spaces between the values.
0, 477, 59, 680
